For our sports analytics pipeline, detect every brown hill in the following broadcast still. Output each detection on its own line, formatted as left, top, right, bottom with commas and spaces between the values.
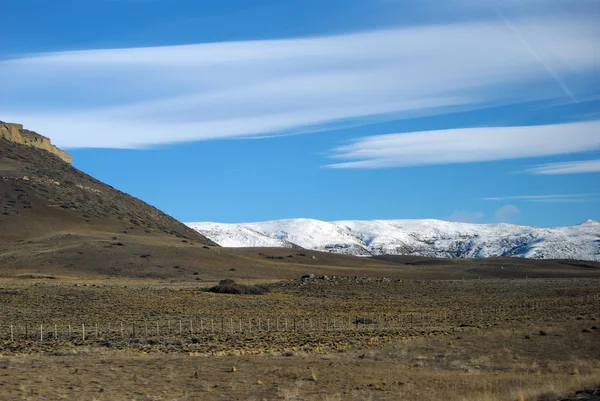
0, 126, 214, 244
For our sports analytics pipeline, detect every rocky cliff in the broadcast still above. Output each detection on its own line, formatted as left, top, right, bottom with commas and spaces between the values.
0, 122, 72, 164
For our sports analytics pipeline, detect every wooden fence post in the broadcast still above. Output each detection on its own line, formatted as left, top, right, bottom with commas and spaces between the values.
82, 324, 85, 341
40, 324, 43, 341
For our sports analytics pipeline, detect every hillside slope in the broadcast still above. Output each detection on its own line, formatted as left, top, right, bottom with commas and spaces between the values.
188, 218, 600, 261
0, 135, 214, 244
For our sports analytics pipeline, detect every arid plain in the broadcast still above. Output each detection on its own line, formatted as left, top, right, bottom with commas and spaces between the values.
1, 126, 600, 400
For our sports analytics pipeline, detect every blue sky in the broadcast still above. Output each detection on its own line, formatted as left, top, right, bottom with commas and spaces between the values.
1, 0, 599, 226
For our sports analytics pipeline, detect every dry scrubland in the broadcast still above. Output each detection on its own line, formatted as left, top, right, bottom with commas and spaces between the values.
3, 124, 600, 400
1, 274, 599, 400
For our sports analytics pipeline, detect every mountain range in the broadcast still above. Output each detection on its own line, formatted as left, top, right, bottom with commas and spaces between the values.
188, 218, 600, 261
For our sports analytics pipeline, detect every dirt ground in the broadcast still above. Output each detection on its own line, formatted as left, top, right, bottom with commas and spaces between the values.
1, 274, 599, 401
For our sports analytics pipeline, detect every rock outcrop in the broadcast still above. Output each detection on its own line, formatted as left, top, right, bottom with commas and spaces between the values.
0, 122, 72, 164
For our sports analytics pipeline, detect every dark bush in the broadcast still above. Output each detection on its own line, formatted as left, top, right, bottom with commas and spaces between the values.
207, 280, 271, 295
354, 317, 376, 325
245, 284, 270, 295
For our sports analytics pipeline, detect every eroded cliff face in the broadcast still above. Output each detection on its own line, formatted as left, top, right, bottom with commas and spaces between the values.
0, 122, 72, 164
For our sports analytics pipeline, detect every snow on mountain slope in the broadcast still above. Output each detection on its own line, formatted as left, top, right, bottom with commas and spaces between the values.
187, 219, 600, 261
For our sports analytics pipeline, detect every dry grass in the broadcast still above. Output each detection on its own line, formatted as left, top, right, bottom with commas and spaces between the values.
0, 275, 598, 400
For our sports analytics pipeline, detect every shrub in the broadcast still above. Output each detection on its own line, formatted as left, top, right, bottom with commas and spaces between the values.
207, 280, 271, 295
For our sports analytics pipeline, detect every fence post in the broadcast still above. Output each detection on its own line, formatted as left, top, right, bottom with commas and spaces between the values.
200, 319, 204, 332
40, 324, 43, 341
10, 324, 14, 342
82, 324, 85, 341
95, 323, 98, 338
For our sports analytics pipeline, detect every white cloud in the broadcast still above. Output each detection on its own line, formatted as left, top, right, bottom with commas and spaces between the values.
0, 12, 599, 148
446, 210, 484, 223
492, 205, 521, 223
482, 193, 599, 203
446, 205, 521, 224
326, 121, 600, 168
524, 160, 600, 174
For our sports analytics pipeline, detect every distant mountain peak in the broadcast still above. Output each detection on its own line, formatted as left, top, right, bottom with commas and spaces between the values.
188, 218, 600, 261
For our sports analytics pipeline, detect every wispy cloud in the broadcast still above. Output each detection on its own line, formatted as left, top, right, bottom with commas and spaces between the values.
445, 205, 521, 223
524, 160, 600, 175
492, 204, 521, 223
482, 193, 599, 203
446, 210, 484, 223
0, 11, 598, 148
326, 121, 600, 168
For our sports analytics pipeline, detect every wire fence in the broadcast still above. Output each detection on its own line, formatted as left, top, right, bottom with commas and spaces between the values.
2, 295, 599, 343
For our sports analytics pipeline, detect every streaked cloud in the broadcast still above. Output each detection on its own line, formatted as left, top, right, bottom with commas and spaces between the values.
446, 205, 520, 223
1, 10, 599, 148
482, 193, 599, 203
524, 160, 600, 175
326, 121, 600, 168
492, 204, 521, 223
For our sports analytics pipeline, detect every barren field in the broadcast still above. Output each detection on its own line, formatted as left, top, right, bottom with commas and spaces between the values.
1, 273, 599, 400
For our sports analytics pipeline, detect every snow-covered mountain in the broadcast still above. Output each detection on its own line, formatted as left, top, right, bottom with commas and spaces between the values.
187, 219, 600, 261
